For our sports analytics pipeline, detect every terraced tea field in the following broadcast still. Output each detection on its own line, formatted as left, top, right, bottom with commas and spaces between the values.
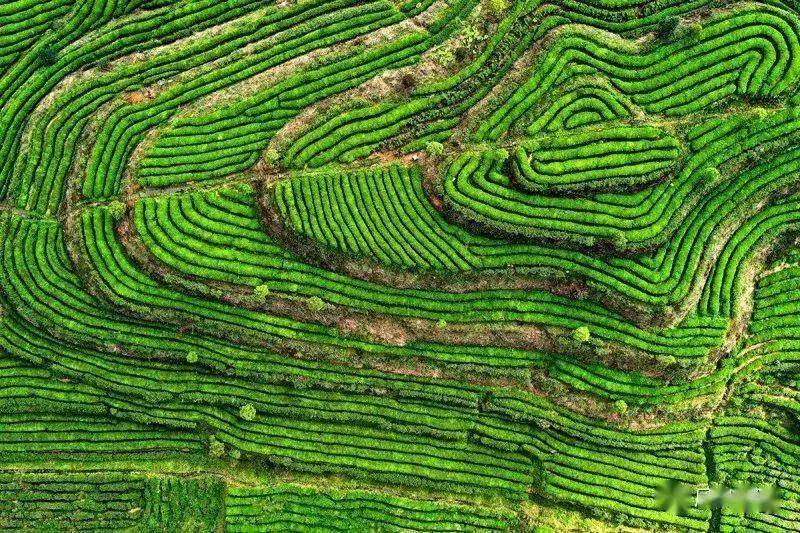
4, 0, 800, 530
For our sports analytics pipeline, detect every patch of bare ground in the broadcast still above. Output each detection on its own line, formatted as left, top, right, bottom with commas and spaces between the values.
121, 89, 154, 104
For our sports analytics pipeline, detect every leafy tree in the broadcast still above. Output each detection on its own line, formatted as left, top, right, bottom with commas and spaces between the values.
209, 437, 225, 458
655, 16, 679, 40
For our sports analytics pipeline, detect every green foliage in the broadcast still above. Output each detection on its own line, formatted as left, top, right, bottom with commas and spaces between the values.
6, 1, 800, 531
425, 140, 444, 157
307, 296, 325, 312
239, 403, 257, 421
209, 437, 225, 458
254, 283, 270, 302
265, 148, 280, 164
39, 46, 58, 66
655, 16, 679, 40
572, 326, 591, 343
486, 0, 508, 16
106, 200, 126, 221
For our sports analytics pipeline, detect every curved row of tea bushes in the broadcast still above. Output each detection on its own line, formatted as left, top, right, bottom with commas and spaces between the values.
478, 6, 800, 140
81, 0, 411, 200
0, 0, 276, 198
443, 108, 800, 251
0, 303, 714, 529
276, 146, 800, 322
711, 416, 800, 533
131, 0, 478, 190
225, 483, 520, 531
133, 185, 724, 361
8, 0, 405, 216
0, 0, 72, 73
511, 124, 680, 194
0, 470, 225, 531
281, 0, 718, 169
524, 81, 634, 134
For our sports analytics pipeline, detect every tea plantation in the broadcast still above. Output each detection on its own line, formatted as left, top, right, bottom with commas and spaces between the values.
3, 0, 800, 531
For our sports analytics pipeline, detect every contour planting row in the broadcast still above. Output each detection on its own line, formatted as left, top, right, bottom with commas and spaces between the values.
0, 227, 723, 421
8, 0, 417, 216
0, 317, 715, 529
442, 107, 800, 251
711, 415, 800, 532
79, 0, 420, 201
130, 184, 725, 362
523, 80, 634, 135
0, 0, 73, 73
275, 154, 793, 325
478, 5, 800, 140
279, 0, 721, 169
225, 483, 520, 531
0, 223, 725, 528
0, 472, 225, 531
129, 0, 478, 191
0, 0, 278, 198
510, 124, 680, 195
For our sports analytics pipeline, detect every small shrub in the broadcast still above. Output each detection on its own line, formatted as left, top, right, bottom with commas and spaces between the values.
239, 403, 257, 421
430, 46, 456, 67
614, 399, 628, 415
265, 148, 280, 164
572, 326, 591, 343
107, 200, 125, 220
39, 46, 58, 66
307, 296, 325, 312
425, 141, 444, 157
186, 351, 199, 364
436, 319, 447, 329
209, 437, 225, 458
254, 283, 270, 302
655, 16, 679, 40
487, 0, 508, 18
